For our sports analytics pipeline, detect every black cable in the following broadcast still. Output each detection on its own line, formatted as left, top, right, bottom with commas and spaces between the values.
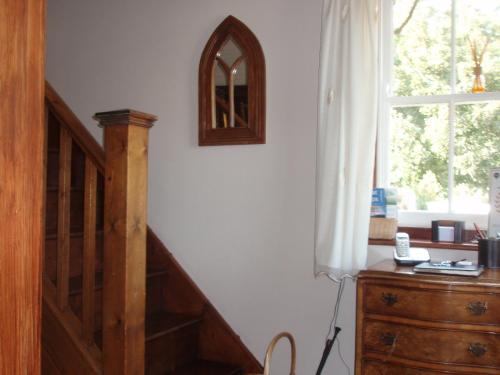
316, 277, 346, 375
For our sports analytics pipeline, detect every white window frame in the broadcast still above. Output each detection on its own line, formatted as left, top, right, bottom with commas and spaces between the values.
378, 0, 500, 229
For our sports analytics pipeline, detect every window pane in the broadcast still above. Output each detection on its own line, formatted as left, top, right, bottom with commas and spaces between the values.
453, 102, 500, 213
456, 1, 500, 93
389, 105, 449, 211
393, 0, 451, 96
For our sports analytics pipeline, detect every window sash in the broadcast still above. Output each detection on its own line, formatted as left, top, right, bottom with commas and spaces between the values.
378, 0, 499, 226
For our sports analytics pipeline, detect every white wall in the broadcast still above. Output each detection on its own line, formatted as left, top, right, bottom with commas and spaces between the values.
46, 1, 477, 373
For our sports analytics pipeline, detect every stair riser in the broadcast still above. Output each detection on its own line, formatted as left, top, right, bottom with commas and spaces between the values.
146, 323, 200, 375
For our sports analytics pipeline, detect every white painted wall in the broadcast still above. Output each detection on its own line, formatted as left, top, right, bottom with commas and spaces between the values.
46, 1, 477, 373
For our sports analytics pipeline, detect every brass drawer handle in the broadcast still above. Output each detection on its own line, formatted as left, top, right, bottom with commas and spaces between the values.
467, 301, 487, 316
379, 332, 396, 346
468, 343, 487, 357
381, 292, 398, 306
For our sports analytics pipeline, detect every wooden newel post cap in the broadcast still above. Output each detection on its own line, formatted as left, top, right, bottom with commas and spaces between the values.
93, 109, 157, 128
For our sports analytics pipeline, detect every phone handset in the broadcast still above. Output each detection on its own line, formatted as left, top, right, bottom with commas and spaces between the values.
395, 232, 410, 257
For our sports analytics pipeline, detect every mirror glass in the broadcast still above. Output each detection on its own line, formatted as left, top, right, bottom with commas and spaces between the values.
212, 38, 248, 128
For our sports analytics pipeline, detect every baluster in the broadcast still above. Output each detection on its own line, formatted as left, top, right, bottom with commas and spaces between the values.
94, 109, 157, 375
82, 157, 97, 343
56, 126, 72, 309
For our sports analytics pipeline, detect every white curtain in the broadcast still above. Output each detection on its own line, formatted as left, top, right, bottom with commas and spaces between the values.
315, 0, 380, 280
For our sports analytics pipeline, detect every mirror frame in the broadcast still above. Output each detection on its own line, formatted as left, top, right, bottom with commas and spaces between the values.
199, 15, 266, 146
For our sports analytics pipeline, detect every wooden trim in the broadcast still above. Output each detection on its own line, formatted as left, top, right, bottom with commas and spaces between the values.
57, 127, 72, 309
0, 1, 45, 372
95, 110, 156, 375
45, 82, 105, 172
369, 226, 479, 251
82, 158, 97, 343
199, 15, 265, 145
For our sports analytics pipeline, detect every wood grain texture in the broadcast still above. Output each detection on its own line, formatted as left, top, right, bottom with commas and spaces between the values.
45, 82, 105, 172
356, 260, 500, 374
57, 127, 72, 309
95, 110, 156, 375
82, 158, 97, 343
0, 0, 45, 373
199, 15, 266, 146
369, 226, 479, 251
43, 277, 102, 374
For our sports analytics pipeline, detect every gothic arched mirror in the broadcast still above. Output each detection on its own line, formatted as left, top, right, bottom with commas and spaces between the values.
199, 16, 266, 146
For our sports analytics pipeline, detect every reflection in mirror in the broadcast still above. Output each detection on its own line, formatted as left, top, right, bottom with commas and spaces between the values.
213, 62, 228, 128
212, 38, 248, 128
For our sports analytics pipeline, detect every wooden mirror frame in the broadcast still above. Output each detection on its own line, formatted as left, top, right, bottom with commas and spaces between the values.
199, 15, 266, 146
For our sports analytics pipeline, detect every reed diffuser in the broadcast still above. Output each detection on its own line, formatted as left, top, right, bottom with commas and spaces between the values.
468, 37, 489, 93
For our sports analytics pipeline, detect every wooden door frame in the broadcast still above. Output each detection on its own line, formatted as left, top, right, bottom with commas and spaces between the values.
0, 0, 46, 373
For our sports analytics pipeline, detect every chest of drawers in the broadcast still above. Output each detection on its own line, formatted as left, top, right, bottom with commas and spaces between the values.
355, 260, 500, 375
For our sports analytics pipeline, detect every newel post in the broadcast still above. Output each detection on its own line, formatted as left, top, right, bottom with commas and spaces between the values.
94, 109, 157, 375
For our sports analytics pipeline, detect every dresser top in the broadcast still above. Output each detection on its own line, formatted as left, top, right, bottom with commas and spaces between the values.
360, 260, 500, 287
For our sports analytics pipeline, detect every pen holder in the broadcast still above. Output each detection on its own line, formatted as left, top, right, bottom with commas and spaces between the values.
478, 239, 500, 268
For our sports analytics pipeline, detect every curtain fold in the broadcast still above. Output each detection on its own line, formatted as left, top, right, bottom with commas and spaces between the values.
315, 0, 380, 281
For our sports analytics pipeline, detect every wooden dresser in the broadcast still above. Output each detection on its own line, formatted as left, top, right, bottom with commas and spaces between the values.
355, 260, 500, 375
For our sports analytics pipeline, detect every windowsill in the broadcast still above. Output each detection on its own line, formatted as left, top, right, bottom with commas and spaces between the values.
369, 238, 478, 251
368, 226, 479, 251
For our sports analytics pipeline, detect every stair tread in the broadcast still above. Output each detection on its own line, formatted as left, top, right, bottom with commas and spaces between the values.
165, 360, 242, 375
45, 230, 104, 240
94, 312, 202, 347
146, 311, 202, 342
68, 268, 168, 296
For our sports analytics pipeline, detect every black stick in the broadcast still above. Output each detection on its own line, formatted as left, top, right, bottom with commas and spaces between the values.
315, 327, 341, 375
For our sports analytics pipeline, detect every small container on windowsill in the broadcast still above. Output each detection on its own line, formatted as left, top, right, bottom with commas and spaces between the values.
369, 218, 398, 240
478, 239, 500, 268
431, 220, 465, 243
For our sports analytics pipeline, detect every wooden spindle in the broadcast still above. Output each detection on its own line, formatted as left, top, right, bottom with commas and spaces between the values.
57, 126, 72, 309
82, 157, 97, 343
94, 109, 157, 375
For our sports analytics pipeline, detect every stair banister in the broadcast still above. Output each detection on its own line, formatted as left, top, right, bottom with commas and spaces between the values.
94, 109, 157, 375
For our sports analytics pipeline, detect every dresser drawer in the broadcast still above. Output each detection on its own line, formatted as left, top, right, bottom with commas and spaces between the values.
364, 283, 500, 325
363, 360, 468, 375
363, 320, 500, 369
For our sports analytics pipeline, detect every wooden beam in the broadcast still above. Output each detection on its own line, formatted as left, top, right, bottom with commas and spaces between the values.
94, 109, 157, 375
0, 0, 45, 373
82, 158, 97, 343
57, 127, 72, 310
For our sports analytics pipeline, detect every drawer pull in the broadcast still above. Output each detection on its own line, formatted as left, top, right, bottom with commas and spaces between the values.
379, 332, 396, 346
468, 343, 487, 357
381, 293, 398, 306
467, 301, 487, 316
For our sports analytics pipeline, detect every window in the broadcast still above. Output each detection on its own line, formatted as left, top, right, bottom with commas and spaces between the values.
378, 0, 500, 227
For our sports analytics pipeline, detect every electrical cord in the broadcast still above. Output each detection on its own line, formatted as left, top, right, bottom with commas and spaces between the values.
316, 277, 353, 375
336, 336, 351, 375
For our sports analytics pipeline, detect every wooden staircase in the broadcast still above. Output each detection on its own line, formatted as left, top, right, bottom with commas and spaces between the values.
42, 82, 262, 375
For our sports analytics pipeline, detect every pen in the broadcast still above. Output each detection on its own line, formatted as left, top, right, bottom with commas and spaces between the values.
473, 222, 486, 239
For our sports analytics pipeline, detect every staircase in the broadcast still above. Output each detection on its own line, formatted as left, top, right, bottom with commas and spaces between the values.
41, 82, 262, 375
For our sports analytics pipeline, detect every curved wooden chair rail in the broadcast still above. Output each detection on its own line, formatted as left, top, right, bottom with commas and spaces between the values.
247, 332, 296, 375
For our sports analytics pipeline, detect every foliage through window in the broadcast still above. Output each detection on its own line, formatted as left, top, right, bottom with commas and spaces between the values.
379, 0, 500, 219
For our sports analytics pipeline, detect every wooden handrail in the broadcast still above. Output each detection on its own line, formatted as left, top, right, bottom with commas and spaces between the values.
45, 81, 105, 171
215, 96, 248, 128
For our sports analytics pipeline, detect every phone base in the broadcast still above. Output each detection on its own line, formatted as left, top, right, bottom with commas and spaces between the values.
394, 247, 430, 266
